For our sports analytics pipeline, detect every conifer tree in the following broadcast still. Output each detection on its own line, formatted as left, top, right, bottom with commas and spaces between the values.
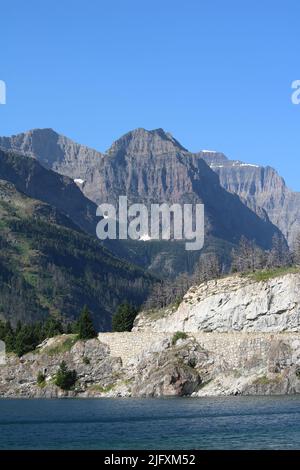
78, 306, 97, 340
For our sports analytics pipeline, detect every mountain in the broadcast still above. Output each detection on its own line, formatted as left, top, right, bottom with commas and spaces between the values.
0, 148, 99, 236
200, 152, 300, 247
0, 128, 103, 181
0, 128, 285, 276
0, 177, 153, 329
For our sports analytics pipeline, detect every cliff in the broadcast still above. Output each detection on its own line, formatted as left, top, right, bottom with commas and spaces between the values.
201, 152, 300, 247
134, 271, 300, 333
1, 271, 300, 398
1, 331, 299, 398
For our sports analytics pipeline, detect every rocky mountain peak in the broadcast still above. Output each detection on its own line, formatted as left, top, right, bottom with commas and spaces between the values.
106, 128, 188, 157
197, 150, 229, 166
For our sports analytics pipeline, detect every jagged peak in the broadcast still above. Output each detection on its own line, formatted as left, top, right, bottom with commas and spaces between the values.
106, 127, 188, 155
7, 128, 59, 140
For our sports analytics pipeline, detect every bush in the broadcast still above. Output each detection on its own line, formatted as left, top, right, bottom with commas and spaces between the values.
83, 356, 90, 365
77, 306, 97, 340
172, 331, 188, 345
37, 371, 46, 387
54, 361, 77, 390
112, 302, 138, 332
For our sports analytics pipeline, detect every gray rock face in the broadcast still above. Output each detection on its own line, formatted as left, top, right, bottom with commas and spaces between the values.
134, 272, 300, 333
130, 339, 204, 397
0, 336, 124, 398
201, 152, 300, 247
0, 128, 283, 252
0, 128, 103, 183
1, 332, 300, 398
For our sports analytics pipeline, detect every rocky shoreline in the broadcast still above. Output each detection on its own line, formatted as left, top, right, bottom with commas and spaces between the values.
1, 273, 300, 398
0, 331, 300, 398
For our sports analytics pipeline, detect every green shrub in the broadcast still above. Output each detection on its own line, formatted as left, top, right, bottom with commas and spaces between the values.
172, 331, 188, 345
83, 356, 90, 365
37, 371, 46, 387
54, 361, 77, 390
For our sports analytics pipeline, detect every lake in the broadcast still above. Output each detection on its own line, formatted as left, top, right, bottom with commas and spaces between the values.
0, 396, 299, 449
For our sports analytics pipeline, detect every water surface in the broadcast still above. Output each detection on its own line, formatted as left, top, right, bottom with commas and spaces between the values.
0, 396, 299, 449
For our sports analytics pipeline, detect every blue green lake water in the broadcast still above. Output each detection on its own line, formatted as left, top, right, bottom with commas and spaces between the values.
0, 396, 299, 449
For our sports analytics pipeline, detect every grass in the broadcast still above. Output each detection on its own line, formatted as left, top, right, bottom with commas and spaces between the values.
172, 331, 188, 345
88, 383, 116, 393
252, 375, 282, 385
42, 335, 79, 356
248, 266, 299, 282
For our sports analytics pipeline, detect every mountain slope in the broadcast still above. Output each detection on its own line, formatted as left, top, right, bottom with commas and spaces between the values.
201, 152, 300, 247
0, 128, 286, 276
0, 148, 99, 236
0, 179, 153, 329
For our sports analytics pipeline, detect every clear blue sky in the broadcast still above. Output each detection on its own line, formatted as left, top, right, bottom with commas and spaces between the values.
1, 0, 300, 189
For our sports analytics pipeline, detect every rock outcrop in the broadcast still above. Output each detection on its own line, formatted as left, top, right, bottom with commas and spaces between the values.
134, 272, 300, 333
1, 331, 300, 398
1, 271, 300, 398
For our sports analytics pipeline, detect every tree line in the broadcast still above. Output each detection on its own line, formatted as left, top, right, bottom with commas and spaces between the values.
145, 232, 300, 310
0, 305, 97, 357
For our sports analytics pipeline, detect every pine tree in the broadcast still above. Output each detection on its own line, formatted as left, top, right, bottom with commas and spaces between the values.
54, 361, 77, 390
78, 306, 97, 340
43, 317, 64, 338
112, 302, 138, 332
14, 325, 38, 357
4, 321, 15, 353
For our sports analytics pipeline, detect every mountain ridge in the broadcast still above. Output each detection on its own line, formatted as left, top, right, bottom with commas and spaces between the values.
0, 128, 289, 276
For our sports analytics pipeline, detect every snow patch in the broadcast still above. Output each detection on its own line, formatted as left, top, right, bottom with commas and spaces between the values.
233, 163, 260, 168
139, 234, 152, 242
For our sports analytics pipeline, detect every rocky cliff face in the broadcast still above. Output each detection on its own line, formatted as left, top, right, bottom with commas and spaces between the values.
0, 128, 103, 182
201, 152, 300, 247
0, 129, 283, 249
134, 272, 300, 333
1, 331, 300, 398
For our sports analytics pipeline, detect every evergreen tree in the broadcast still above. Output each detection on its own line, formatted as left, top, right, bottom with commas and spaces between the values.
4, 321, 15, 353
54, 361, 77, 390
78, 306, 97, 340
43, 317, 64, 338
112, 302, 138, 332
14, 325, 38, 357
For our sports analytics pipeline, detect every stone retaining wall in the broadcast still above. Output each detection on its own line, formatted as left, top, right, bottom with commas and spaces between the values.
98, 331, 300, 367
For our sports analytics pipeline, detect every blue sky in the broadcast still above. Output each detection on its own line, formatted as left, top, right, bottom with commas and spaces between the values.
1, 0, 300, 189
